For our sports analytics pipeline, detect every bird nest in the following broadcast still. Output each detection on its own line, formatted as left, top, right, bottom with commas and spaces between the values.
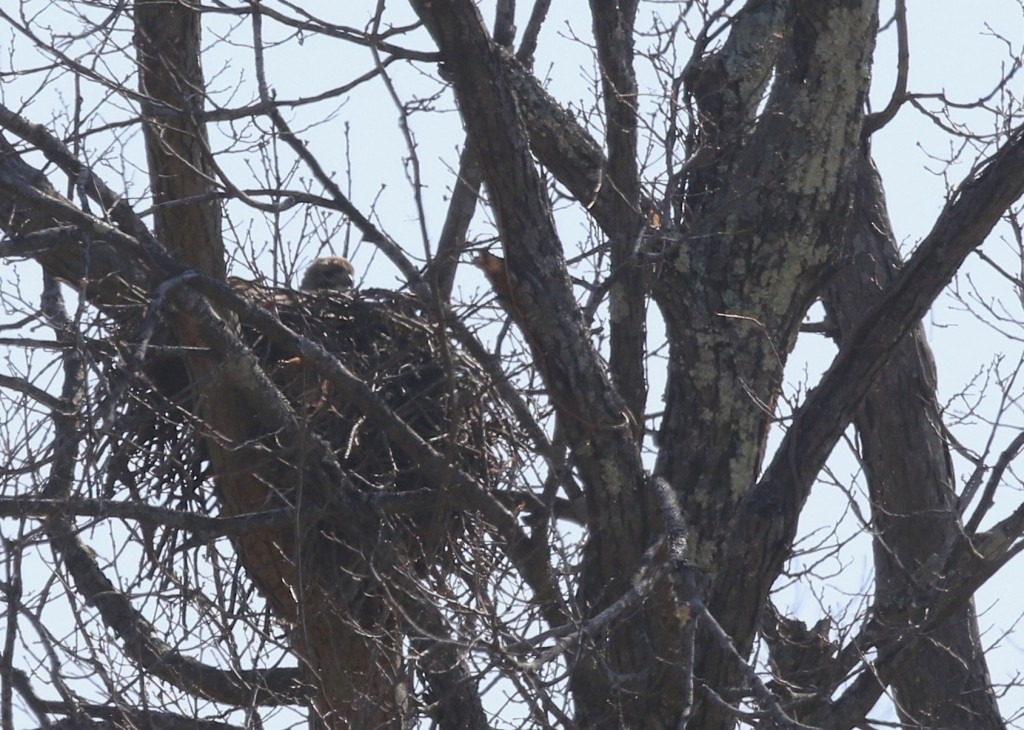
242, 283, 503, 497
108, 282, 514, 527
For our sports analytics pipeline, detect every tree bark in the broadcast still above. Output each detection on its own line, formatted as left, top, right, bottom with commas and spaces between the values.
654, 2, 878, 726
408, 2, 675, 726
132, 2, 409, 726
824, 149, 1004, 729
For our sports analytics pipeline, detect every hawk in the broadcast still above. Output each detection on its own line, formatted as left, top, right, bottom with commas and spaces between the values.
301, 256, 355, 292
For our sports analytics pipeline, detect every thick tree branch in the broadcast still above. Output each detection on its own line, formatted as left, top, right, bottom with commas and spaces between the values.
407, 0, 643, 497
725, 123, 1024, 661
750, 124, 1024, 527
819, 149, 1003, 727
407, 3, 665, 725
589, 0, 648, 428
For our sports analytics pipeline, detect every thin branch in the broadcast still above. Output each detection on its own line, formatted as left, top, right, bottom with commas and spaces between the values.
516, 0, 552, 64
693, 601, 823, 730
248, 4, 428, 297
965, 430, 1024, 533
0, 374, 67, 412
429, 139, 483, 302
32, 274, 305, 707
864, 0, 908, 136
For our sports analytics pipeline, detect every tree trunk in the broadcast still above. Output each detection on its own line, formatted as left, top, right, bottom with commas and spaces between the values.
824, 149, 1005, 729
655, 3, 878, 726
133, 2, 408, 726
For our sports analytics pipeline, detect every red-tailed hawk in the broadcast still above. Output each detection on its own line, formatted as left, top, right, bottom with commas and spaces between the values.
300, 256, 354, 292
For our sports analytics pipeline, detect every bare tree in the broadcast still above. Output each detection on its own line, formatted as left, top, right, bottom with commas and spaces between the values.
2, 1, 1024, 728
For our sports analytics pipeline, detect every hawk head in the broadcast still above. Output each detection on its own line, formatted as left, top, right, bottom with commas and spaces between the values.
301, 257, 355, 292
